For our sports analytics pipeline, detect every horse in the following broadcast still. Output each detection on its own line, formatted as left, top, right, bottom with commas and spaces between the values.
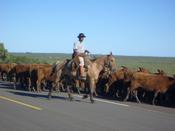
48, 53, 117, 103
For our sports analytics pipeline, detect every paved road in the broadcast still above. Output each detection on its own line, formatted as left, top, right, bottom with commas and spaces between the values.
0, 81, 175, 131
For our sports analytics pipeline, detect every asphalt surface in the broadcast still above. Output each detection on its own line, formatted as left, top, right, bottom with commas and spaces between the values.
0, 81, 175, 131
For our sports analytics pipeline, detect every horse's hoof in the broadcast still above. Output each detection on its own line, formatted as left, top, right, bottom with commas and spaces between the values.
69, 97, 74, 101
48, 94, 52, 100
90, 99, 95, 104
82, 95, 88, 99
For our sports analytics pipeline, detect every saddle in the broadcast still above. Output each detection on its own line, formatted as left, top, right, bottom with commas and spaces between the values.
71, 55, 91, 80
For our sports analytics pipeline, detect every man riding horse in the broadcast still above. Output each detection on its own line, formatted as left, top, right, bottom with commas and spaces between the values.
72, 33, 90, 80
48, 33, 117, 103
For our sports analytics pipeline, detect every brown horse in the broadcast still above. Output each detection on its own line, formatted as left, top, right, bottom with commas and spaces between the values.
48, 60, 70, 99
49, 53, 117, 103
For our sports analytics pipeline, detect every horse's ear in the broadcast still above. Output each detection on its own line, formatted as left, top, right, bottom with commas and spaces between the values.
110, 52, 113, 55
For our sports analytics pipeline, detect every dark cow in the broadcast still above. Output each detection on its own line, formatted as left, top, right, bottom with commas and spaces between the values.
123, 70, 175, 105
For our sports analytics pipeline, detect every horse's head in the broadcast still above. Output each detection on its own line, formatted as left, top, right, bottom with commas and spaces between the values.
104, 53, 117, 73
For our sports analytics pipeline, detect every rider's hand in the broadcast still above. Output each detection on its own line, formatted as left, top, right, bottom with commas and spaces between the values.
85, 50, 90, 53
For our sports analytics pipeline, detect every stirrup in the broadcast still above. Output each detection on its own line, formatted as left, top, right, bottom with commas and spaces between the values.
78, 76, 86, 80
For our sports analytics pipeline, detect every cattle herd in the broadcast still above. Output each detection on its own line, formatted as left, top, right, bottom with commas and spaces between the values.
0, 60, 175, 108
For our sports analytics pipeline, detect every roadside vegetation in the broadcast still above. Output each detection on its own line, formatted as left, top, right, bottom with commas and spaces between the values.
0, 42, 175, 75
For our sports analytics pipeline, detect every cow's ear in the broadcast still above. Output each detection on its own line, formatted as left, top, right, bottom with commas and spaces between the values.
157, 69, 160, 73
139, 67, 142, 71
121, 66, 128, 71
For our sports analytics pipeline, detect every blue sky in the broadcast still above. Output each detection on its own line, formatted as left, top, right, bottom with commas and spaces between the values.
0, 0, 175, 57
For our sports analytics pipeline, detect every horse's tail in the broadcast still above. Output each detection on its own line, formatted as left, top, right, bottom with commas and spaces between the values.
51, 60, 67, 76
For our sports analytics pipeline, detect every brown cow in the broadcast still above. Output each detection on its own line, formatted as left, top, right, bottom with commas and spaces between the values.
30, 64, 52, 92
123, 70, 175, 105
0, 63, 16, 81
104, 66, 131, 100
9, 64, 31, 90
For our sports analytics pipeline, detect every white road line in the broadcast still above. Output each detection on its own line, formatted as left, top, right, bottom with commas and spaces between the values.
74, 94, 130, 107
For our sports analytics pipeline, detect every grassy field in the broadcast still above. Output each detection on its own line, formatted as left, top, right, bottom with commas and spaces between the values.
11, 53, 175, 76
116, 56, 175, 76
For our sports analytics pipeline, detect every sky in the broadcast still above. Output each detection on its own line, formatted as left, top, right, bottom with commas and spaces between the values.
0, 0, 175, 57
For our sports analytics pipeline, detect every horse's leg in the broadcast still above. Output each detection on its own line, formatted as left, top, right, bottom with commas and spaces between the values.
75, 80, 81, 95
90, 88, 95, 103
55, 82, 60, 93
82, 81, 89, 99
89, 78, 95, 103
76, 86, 81, 95
94, 90, 98, 97
67, 85, 73, 101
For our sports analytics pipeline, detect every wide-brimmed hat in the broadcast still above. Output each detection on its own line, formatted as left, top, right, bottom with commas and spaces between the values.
77, 33, 86, 38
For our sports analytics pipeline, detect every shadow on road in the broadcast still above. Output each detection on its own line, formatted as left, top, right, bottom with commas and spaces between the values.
0, 81, 89, 103
6, 90, 83, 103
7, 90, 65, 100
0, 82, 15, 89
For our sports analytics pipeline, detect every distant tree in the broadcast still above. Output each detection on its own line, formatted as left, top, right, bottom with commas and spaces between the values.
0, 43, 8, 60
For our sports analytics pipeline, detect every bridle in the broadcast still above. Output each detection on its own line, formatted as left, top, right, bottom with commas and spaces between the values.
104, 55, 117, 73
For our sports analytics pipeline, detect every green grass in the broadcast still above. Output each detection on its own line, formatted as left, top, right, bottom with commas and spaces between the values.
11, 52, 71, 64
10, 52, 175, 76
116, 56, 175, 76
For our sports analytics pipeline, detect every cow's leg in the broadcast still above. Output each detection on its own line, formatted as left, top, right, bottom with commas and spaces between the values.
13, 80, 16, 89
27, 77, 31, 91
14, 74, 20, 90
124, 87, 130, 101
48, 86, 53, 100
60, 83, 66, 92
36, 80, 41, 92
2, 72, 6, 81
133, 90, 141, 103
152, 92, 158, 105
13, 75, 17, 89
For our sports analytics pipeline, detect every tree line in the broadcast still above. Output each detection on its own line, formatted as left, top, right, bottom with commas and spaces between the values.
0, 42, 48, 64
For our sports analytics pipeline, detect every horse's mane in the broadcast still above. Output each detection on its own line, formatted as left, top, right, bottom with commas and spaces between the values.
90, 57, 97, 62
